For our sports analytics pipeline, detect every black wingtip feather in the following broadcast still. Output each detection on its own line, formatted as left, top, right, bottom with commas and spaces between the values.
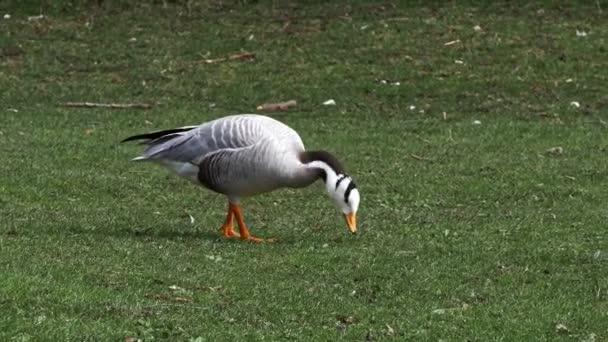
121, 126, 197, 143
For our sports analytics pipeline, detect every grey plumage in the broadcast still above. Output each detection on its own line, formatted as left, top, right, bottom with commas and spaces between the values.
123, 114, 361, 239
127, 114, 318, 199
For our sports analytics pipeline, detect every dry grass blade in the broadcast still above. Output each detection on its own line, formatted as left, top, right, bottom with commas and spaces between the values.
410, 154, 434, 162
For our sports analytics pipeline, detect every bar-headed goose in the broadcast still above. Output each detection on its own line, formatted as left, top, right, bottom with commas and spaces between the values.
122, 114, 360, 242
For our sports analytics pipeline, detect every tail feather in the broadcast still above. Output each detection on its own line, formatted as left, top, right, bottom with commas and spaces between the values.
121, 126, 197, 143
123, 126, 198, 162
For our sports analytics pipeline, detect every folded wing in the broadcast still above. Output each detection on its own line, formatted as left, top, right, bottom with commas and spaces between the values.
123, 115, 266, 164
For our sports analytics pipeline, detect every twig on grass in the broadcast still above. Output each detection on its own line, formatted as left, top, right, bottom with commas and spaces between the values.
62, 102, 153, 109
145, 294, 193, 303
203, 52, 256, 64
142, 303, 208, 310
256, 100, 297, 111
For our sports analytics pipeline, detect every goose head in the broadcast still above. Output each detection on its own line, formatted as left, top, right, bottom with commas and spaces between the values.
326, 173, 359, 233
301, 151, 360, 233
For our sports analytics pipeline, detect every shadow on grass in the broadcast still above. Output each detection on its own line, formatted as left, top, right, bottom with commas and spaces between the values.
43, 224, 222, 242
29, 221, 364, 246
129, 227, 221, 242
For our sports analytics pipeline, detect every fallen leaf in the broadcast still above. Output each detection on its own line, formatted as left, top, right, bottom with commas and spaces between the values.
205, 255, 222, 262
555, 323, 569, 334
570, 101, 580, 108
545, 146, 564, 156
386, 324, 395, 336
169, 285, 185, 292
125, 337, 142, 342
322, 99, 336, 106
336, 314, 357, 325
34, 315, 47, 325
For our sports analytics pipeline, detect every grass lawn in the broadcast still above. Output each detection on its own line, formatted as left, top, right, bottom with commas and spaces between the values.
1, 1, 607, 340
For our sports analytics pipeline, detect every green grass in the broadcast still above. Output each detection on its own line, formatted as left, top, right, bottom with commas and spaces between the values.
1, 1, 607, 340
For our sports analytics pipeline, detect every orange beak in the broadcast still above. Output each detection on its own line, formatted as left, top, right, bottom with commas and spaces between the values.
344, 212, 357, 234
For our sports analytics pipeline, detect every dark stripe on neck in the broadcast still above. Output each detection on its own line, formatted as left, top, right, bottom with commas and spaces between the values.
344, 181, 357, 203
299, 150, 345, 175
319, 170, 327, 183
335, 175, 347, 190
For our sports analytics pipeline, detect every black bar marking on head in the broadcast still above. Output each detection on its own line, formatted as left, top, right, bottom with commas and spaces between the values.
344, 181, 357, 204
335, 175, 347, 190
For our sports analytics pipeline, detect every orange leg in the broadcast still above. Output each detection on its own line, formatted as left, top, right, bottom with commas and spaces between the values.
218, 203, 239, 238
230, 203, 264, 243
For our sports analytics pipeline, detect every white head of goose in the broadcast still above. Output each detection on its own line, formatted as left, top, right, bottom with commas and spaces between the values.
122, 114, 360, 242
